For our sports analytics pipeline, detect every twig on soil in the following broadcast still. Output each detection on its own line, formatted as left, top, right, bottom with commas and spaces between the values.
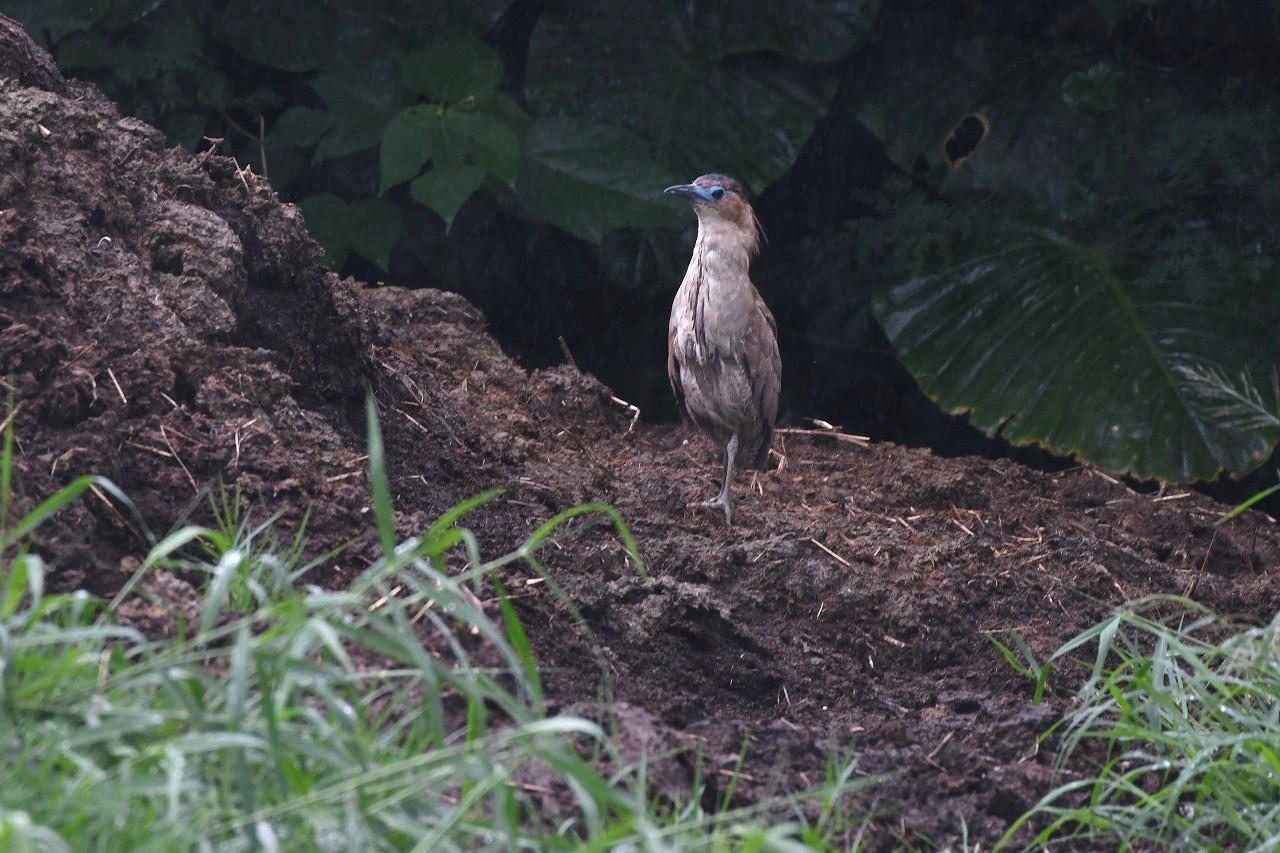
1089, 467, 1123, 486
775, 419, 870, 446
88, 482, 136, 538
801, 536, 851, 567
230, 417, 260, 470
608, 395, 640, 435
127, 440, 172, 458
0, 400, 22, 436
368, 584, 403, 611
926, 730, 955, 762
234, 161, 253, 192
1182, 527, 1217, 599
106, 366, 127, 404
159, 424, 198, 492
890, 515, 917, 534
557, 427, 617, 479
399, 408, 434, 437
194, 136, 224, 168
384, 362, 467, 449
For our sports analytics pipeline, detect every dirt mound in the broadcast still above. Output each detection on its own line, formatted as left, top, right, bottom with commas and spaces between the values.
3, 19, 1278, 848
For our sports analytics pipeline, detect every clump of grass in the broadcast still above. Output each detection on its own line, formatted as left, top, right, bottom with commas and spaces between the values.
999, 597, 1280, 850
0, 399, 873, 850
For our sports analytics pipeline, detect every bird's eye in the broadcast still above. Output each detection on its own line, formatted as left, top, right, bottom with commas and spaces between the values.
710, 187, 726, 200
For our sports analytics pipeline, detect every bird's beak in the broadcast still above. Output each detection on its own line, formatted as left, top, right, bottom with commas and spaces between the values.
664, 183, 700, 199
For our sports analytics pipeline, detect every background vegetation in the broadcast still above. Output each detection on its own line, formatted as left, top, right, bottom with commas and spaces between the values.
6, 0, 1280, 482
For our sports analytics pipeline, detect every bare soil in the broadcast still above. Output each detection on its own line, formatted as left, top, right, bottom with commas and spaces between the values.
3, 22, 1278, 849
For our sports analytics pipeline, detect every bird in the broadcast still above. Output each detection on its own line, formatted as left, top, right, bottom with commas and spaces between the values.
664, 174, 781, 525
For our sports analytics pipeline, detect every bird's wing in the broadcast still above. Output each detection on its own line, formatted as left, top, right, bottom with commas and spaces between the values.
667, 323, 690, 422
750, 294, 781, 429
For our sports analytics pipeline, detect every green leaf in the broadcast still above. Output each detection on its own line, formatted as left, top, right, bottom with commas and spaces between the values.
380, 106, 519, 193
475, 90, 533, 138
874, 227, 1280, 481
516, 117, 682, 243
410, 165, 485, 229
525, 0, 877, 194
852, 27, 1070, 195
365, 397, 396, 557
379, 105, 440, 193
309, 64, 405, 162
269, 106, 334, 148
402, 40, 503, 104
452, 112, 520, 185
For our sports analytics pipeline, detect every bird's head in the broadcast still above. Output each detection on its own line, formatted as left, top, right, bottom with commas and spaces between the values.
664, 174, 763, 254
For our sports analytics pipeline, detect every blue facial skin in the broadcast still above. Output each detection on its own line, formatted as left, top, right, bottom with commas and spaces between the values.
664, 183, 727, 203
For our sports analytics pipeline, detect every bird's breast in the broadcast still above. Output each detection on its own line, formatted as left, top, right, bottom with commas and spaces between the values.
673, 273, 754, 363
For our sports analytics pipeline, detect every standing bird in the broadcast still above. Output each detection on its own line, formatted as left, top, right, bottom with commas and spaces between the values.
665, 174, 781, 525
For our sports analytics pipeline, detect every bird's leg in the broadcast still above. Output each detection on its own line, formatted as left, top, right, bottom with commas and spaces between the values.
699, 433, 737, 525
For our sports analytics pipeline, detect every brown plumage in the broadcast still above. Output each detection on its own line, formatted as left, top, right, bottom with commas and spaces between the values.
665, 174, 781, 524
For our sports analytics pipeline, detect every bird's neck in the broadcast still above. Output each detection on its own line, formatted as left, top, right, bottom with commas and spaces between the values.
673, 219, 759, 356
691, 219, 755, 291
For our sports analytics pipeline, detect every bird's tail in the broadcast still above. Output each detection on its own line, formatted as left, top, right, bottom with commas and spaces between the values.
736, 423, 773, 471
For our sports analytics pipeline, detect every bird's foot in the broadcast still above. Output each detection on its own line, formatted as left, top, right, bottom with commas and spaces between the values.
695, 492, 734, 526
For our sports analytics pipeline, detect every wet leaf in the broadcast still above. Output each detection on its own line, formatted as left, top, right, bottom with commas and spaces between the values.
525, 0, 878, 196
269, 106, 334, 148
380, 106, 519, 193
309, 63, 405, 162
516, 117, 682, 243
402, 40, 503, 104
410, 165, 485, 229
875, 227, 1280, 481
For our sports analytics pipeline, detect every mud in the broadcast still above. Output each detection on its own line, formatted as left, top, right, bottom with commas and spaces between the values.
3, 21, 1277, 849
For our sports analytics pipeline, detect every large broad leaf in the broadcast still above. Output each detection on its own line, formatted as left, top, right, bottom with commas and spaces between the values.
851, 20, 1089, 208
308, 63, 406, 163
372, 35, 526, 230
516, 118, 683, 243
875, 227, 1280, 481
856, 9, 1280, 481
525, 0, 879, 196
379, 106, 520, 193
402, 40, 503, 104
